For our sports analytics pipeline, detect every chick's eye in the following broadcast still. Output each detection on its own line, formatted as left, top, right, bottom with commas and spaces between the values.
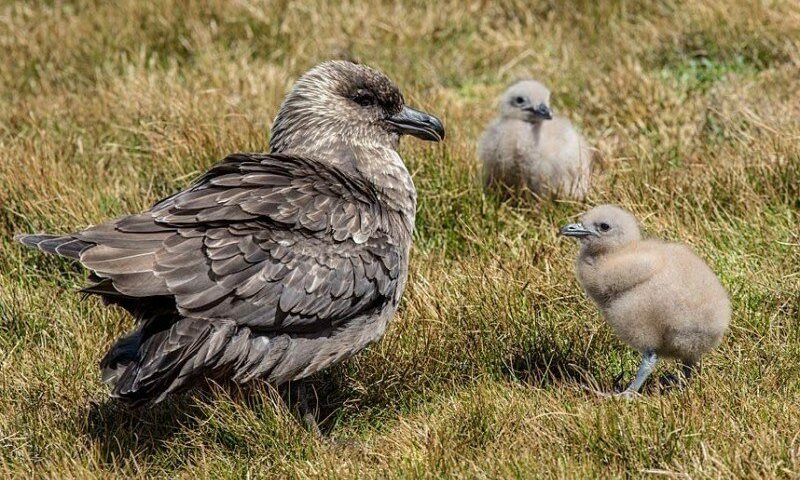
514, 96, 525, 105
353, 90, 376, 107
598, 223, 611, 232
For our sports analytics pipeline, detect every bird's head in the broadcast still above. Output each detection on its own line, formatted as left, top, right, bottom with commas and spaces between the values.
269, 60, 445, 153
560, 204, 642, 255
499, 80, 553, 123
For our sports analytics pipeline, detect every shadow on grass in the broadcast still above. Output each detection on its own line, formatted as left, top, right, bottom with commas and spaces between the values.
289, 369, 387, 435
81, 371, 371, 466
500, 333, 609, 393
84, 395, 206, 468
504, 339, 696, 397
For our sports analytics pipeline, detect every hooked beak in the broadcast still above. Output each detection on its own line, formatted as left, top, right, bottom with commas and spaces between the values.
386, 106, 445, 142
524, 103, 553, 120
559, 223, 597, 238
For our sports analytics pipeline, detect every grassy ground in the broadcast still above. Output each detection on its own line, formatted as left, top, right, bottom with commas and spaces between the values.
1, 0, 799, 477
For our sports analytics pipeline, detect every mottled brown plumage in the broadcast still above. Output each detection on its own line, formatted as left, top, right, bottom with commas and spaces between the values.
16, 61, 444, 406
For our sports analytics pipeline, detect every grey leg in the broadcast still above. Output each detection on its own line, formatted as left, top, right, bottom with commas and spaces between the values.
621, 350, 657, 395
285, 382, 322, 437
681, 361, 695, 382
297, 383, 322, 437
661, 359, 697, 390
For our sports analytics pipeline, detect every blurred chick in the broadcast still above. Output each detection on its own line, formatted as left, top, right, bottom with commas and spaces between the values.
560, 205, 731, 396
479, 80, 592, 200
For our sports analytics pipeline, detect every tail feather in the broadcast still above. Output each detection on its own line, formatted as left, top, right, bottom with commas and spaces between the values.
15, 233, 92, 260
100, 316, 239, 407
100, 328, 144, 387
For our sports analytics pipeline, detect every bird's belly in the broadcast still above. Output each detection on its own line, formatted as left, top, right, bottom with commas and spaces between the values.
239, 244, 410, 386
600, 286, 666, 353
264, 307, 395, 384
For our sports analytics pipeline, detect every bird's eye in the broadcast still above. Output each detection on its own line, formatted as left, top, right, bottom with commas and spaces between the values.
353, 89, 376, 107
598, 223, 611, 232
514, 96, 525, 105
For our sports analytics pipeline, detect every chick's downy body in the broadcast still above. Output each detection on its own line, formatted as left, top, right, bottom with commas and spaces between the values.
577, 239, 730, 363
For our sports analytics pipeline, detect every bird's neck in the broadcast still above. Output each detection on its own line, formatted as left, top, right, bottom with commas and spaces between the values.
280, 139, 417, 238
504, 117, 543, 141
528, 121, 543, 141
577, 242, 658, 307
366, 152, 417, 240
351, 143, 417, 238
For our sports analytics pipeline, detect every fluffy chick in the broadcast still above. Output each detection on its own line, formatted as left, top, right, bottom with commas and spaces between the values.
478, 80, 592, 200
560, 205, 731, 395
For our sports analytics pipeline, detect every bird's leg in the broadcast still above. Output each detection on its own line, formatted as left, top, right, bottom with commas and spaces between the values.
678, 360, 697, 387
294, 382, 322, 437
660, 359, 696, 390
682, 361, 696, 380
619, 350, 657, 397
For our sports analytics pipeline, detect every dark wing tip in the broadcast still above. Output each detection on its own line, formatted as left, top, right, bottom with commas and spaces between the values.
15, 233, 91, 260
15, 233, 57, 247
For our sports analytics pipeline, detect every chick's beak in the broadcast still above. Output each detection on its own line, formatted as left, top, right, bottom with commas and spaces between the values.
526, 103, 552, 120
387, 106, 445, 142
559, 223, 597, 238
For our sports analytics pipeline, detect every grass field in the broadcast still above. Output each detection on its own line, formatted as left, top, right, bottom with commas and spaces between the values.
1, 0, 799, 477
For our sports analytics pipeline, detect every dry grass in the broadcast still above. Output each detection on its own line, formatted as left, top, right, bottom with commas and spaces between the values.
1, 0, 799, 478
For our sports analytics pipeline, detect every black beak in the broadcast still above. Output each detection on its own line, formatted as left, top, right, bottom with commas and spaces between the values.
386, 106, 445, 142
525, 103, 552, 120
559, 223, 597, 238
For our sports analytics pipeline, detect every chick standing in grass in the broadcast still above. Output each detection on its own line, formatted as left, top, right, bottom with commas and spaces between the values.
478, 80, 592, 200
560, 205, 731, 396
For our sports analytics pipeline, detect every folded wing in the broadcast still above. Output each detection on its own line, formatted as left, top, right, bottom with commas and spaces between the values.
75, 153, 401, 330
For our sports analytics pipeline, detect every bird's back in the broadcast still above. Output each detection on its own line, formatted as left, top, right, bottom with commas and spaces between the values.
17, 153, 411, 405
537, 117, 592, 199
655, 242, 730, 325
